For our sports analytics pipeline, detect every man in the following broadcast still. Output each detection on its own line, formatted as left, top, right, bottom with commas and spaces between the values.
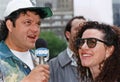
48, 16, 86, 82
0, 0, 52, 82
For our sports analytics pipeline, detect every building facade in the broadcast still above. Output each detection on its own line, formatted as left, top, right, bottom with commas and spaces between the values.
0, 0, 120, 27
113, 0, 120, 26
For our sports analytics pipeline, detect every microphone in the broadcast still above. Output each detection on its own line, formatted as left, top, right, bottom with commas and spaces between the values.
35, 38, 49, 64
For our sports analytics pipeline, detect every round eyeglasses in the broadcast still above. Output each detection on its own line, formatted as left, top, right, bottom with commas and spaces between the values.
76, 38, 109, 49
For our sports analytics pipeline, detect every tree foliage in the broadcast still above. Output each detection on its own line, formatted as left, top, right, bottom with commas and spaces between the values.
40, 31, 67, 59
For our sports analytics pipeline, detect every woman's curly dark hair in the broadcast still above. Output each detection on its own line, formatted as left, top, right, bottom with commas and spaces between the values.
72, 21, 120, 82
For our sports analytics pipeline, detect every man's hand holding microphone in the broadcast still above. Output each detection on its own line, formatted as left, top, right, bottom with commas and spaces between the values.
21, 38, 50, 82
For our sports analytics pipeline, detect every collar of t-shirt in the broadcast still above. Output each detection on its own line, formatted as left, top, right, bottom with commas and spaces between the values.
67, 47, 77, 66
10, 49, 34, 70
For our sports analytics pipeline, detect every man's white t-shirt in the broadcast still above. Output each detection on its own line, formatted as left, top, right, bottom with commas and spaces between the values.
10, 49, 34, 70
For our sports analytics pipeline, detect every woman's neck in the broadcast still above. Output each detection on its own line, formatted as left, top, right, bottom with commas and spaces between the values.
90, 66, 101, 80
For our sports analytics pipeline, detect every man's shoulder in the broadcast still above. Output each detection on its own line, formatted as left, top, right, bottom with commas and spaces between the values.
48, 49, 72, 68
0, 41, 9, 58
0, 41, 4, 48
0, 41, 8, 51
49, 49, 67, 63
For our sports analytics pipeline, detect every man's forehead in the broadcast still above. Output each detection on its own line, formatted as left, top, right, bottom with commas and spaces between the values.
20, 11, 41, 17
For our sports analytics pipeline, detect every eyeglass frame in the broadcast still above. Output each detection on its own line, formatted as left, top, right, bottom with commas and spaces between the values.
76, 38, 110, 49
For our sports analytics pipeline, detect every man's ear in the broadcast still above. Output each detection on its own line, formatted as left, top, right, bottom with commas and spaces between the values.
106, 45, 114, 58
65, 31, 70, 40
6, 20, 13, 32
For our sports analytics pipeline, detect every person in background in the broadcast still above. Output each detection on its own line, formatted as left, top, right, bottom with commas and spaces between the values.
48, 16, 86, 82
74, 21, 120, 82
0, 0, 53, 82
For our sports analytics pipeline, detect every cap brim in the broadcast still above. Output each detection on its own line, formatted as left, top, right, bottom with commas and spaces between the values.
18, 7, 53, 19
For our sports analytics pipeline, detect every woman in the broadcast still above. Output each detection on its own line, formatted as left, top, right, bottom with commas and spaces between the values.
73, 21, 120, 82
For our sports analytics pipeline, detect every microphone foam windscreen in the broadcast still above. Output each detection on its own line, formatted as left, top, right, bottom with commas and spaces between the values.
35, 38, 47, 49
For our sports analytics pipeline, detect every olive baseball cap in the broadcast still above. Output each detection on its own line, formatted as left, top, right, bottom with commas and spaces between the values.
3, 0, 53, 19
